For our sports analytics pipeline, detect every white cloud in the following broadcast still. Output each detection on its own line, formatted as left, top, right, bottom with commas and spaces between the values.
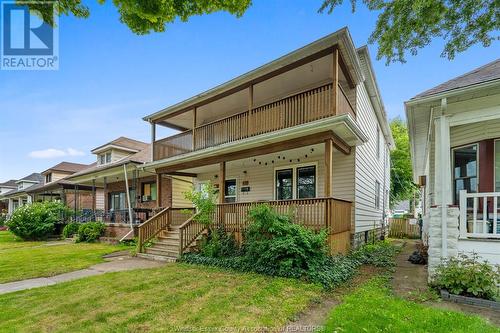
28, 148, 85, 159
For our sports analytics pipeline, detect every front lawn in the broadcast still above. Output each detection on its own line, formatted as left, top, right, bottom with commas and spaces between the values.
0, 231, 124, 283
0, 263, 322, 332
319, 276, 500, 333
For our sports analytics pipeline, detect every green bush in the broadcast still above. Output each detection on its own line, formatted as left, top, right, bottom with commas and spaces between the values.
183, 204, 400, 289
6, 202, 67, 240
62, 222, 80, 239
77, 222, 106, 242
200, 227, 239, 258
432, 253, 500, 300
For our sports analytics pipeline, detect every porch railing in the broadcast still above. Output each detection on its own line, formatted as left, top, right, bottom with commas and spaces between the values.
213, 197, 351, 234
153, 83, 356, 161
179, 212, 204, 254
459, 190, 500, 239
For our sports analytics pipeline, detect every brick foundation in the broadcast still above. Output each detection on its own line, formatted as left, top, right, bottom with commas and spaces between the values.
351, 227, 384, 249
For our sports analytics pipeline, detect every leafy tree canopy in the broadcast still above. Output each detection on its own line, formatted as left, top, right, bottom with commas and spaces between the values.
389, 117, 417, 207
26, 1, 498, 62
320, 0, 499, 63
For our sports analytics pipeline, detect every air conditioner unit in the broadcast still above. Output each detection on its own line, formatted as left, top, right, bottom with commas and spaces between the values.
142, 195, 151, 201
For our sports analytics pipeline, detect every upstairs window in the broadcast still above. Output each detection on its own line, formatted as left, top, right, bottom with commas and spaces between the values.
98, 152, 112, 165
45, 173, 52, 183
106, 152, 112, 163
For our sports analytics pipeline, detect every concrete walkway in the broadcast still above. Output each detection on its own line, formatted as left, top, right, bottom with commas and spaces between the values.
393, 240, 500, 326
0, 253, 165, 295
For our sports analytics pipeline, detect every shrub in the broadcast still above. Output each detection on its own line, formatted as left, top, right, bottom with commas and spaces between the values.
77, 222, 106, 242
432, 253, 500, 300
200, 227, 239, 258
184, 182, 217, 230
350, 240, 400, 268
0, 209, 7, 227
242, 204, 328, 278
6, 202, 67, 240
62, 222, 80, 239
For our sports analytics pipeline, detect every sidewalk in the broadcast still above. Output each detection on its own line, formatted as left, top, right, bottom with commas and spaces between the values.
0, 253, 164, 295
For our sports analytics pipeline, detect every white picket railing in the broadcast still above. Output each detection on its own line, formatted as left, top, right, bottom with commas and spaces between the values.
459, 190, 500, 239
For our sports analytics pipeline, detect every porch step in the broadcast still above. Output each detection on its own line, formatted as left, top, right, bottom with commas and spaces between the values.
145, 247, 179, 258
136, 252, 177, 263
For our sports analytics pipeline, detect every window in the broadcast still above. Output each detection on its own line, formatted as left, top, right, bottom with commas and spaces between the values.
106, 152, 112, 163
99, 154, 105, 165
45, 173, 52, 183
109, 192, 126, 210
375, 180, 381, 209
297, 166, 316, 199
141, 182, 157, 202
276, 169, 293, 200
453, 144, 478, 204
376, 126, 381, 159
224, 179, 237, 203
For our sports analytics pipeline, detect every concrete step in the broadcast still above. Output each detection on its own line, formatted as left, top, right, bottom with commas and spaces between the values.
145, 247, 179, 258
150, 243, 179, 252
136, 253, 177, 263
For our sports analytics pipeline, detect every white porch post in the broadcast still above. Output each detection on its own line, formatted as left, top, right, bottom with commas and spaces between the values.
8, 198, 13, 214
434, 110, 452, 257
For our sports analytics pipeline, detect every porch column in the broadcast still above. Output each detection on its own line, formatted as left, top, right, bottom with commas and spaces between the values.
247, 85, 253, 135
156, 173, 163, 208
325, 138, 333, 197
150, 121, 156, 162
219, 161, 226, 203
8, 198, 13, 214
434, 110, 452, 257
92, 179, 96, 210
331, 48, 339, 116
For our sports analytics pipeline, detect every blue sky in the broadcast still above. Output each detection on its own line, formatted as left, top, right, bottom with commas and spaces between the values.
0, 0, 499, 181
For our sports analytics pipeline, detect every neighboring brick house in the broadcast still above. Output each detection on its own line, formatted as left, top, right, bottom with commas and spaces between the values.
26, 162, 98, 213
67, 136, 193, 225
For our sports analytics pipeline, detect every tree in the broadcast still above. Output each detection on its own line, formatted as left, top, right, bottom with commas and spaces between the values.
389, 117, 417, 208
319, 0, 499, 64
27, 1, 498, 63
26, 0, 251, 34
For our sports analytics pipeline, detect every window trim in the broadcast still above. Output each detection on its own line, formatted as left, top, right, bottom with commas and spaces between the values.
494, 139, 500, 192
274, 162, 318, 200
224, 179, 237, 203
275, 168, 294, 201
296, 165, 317, 199
451, 143, 479, 204
141, 182, 157, 202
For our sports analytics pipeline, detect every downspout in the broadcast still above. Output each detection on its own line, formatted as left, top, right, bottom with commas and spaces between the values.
382, 143, 388, 239
439, 98, 448, 258
120, 163, 135, 242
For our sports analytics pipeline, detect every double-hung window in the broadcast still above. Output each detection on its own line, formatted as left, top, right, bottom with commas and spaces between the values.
297, 166, 316, 199
276, 169, 293, 200
453, 144, 478, 204
276, 165, 317, 200
224, 179, 237, 203
142, 182, 157, 202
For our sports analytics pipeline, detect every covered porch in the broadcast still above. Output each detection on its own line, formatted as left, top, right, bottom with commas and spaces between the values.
140, 130, 362, 255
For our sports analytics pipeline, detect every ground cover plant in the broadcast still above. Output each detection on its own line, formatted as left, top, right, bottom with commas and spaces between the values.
182, 204, 400, 289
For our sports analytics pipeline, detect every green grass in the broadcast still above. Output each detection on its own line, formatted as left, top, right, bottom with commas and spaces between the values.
0, 263, 322, 332
318, 276, 500, 333
0, 231, 124, 283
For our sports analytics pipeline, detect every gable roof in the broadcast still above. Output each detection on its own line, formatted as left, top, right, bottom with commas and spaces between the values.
41, 162, 90, 175
91, 137, 148, 154
411, 58, 500, 100
16, 173, 43, 184
0, 179, 17, 188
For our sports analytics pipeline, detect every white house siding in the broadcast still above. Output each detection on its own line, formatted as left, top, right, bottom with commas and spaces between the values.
353, 82, 390, 235
194, 151, 355, 204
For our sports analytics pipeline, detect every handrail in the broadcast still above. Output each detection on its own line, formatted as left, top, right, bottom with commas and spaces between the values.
137, 207, 170, 252
179, 212, 205, 255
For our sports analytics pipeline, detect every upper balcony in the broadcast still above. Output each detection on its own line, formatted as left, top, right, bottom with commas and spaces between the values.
153, 82, 355, 161
147, 31, 363, 163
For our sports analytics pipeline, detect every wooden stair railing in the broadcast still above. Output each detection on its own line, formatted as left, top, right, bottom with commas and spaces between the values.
137, 207, 171, 252
178, 212, 204, 255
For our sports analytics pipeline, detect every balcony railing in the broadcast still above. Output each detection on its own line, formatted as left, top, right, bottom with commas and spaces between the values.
153, 83, 356, 161
459, 190, 500, 239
